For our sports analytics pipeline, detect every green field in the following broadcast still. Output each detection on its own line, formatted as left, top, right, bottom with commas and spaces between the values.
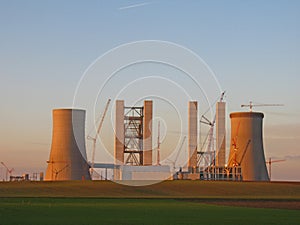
0, 181, 299, 225
1, 198, 299, 225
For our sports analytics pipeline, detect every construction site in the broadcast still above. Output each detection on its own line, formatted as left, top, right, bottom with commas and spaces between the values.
6, 90, 279, 183
0, 90, 286, 182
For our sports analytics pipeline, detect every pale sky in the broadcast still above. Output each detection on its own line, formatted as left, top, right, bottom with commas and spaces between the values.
0, 0, 299, 181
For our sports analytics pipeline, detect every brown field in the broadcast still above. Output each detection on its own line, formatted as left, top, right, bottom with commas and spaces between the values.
0, 180, 300, 209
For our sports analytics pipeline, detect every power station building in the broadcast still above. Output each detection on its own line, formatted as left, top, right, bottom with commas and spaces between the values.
45, 109, 91, 181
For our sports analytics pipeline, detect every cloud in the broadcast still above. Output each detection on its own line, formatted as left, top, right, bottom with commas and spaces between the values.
118, 2, 152, 10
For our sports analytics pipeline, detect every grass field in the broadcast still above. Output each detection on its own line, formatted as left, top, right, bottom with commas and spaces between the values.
1, 198, 299, 225
0, 180, 299, 225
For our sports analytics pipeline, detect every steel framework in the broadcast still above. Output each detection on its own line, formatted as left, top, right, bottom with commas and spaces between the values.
124, 106, 144, 165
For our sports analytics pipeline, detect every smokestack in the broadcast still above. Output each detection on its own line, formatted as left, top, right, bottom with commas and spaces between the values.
45, 109, 91, 181
143, 100, 153, 165
114, 100, 125, 165
188, 101, 198, 172
228, 112, 269, 181
216, 102, 226, 167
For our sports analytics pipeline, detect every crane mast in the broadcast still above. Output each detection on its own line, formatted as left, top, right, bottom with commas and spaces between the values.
166, 136, 186, 172
156, 120, 161, 165
87, 99, 111, 178
198, 91, 226, 167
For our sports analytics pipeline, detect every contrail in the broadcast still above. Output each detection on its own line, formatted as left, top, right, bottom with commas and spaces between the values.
118, 2, 151, 10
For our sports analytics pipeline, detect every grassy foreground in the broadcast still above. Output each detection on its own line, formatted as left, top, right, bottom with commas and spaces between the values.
0, 198, 299, 225
0, 180, 299, 225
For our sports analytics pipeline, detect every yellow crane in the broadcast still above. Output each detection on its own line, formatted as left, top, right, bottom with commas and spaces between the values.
241, 101, 283, 112
87, 99, 111, 178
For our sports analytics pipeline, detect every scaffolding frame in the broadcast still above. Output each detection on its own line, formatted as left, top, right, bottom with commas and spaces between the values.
124, 106, 144, 165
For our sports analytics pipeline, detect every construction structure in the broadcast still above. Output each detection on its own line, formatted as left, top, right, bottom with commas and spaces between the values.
0, 162, 14, 181
114, 100, 164, 181
88, 99, 111, 178
215, 101, 226, 167
42, 97, 275, 182
187, 101, 199, 179
45, 109, 91, 181
227, 112, 269, 181
197, 92, 226, 169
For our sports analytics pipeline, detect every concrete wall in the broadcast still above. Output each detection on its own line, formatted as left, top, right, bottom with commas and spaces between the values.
216, 102, 226, 167
188, 101, 198, 172
119, 165, 171, 180
45, 109, 91, 181
228, 112, 269, 181
114, 100, 125, 165
143, 100, 153, 165
114, 100, 124, 180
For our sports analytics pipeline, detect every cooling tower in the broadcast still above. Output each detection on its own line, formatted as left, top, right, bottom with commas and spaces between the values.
45, 109, 91, 181
228, 112, 269, 181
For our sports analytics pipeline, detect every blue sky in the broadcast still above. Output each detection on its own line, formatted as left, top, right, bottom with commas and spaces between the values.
0, 0, 299, 181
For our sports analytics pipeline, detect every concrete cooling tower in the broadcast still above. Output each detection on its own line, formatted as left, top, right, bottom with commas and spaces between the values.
45, 109, 91, 181
228, 112, 269, 181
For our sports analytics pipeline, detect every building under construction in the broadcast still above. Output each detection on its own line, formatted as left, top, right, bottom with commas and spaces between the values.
44, 97, 270, 182
177, 99, 269, 181
114, 100, 171, 181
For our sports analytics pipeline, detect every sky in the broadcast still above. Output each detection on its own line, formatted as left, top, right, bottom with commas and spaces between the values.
0, 0, 299, 181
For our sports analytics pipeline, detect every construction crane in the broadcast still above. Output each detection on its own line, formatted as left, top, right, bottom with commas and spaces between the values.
87, 99, 111, 178
0, 162, 14, 181
156, 120, 161, 166
229, 121, 241, 167
266, 157, 286, 181
227, 139, 251, 167
198, 91, 226, 167
166, 136, 187, 172
241, 101, 284, 112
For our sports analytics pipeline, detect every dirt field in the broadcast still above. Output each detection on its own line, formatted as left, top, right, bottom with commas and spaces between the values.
0, 180, 299, 210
